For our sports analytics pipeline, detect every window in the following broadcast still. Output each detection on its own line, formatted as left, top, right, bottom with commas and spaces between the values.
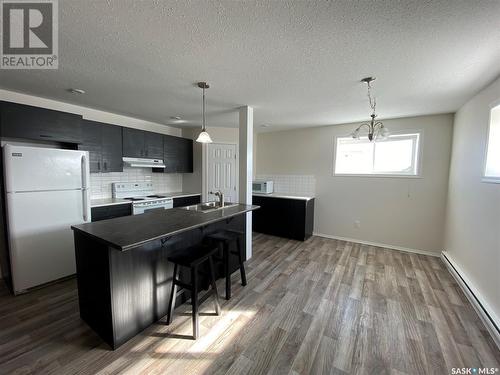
484, 103, 500, 183
334, 132, 421, 176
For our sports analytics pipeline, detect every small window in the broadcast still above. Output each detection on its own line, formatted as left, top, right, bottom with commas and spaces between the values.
334, 132, 421, 176
484, 104, 500, 183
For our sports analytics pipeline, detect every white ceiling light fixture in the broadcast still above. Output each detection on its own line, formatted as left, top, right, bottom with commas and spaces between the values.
68, 88, 85, 95
196, 82, 212, 143
168, 116, 186, 124
351, 77, 389, 142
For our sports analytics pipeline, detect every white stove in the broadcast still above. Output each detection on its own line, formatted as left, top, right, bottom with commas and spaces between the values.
112, 182, 173, 215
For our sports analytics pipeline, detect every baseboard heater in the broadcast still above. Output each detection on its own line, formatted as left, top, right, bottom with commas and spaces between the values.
441, 251, 500, 349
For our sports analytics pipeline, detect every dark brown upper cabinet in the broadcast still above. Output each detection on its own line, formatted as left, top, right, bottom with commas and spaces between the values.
122, 128, 144, 158
79, 120, 123, 173
144, 131, 164, 159
122, 128, 163, 159
0, 101, 83, 143
79, 120, 101, 173
101, 123, 123, 172
0, 101, 193, 174
162, 135, 193, 173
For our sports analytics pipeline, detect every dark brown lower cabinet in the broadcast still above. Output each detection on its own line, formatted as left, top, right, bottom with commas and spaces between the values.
252, 195, 314, 241
91, 204, 132, 222
172, 195, 201, 208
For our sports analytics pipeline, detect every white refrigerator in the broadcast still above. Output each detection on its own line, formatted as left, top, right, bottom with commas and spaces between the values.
3, 144, 91, 294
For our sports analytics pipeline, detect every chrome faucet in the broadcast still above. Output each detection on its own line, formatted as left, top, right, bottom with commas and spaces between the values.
210, 190, 224, 208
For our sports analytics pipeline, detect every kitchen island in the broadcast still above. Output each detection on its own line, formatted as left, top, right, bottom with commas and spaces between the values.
71, 204, 258, 349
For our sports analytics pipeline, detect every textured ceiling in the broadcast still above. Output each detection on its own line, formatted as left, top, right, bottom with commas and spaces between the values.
1, 0, 500, 132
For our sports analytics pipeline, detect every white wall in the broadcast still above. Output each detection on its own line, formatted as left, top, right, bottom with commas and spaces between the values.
257, 114, 454, 254
444, 76, 500, 324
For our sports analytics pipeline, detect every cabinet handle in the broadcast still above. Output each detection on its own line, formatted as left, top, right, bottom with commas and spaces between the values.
97, 161, 101, 171
104, 161, 107, 171
39, 134, 53, 138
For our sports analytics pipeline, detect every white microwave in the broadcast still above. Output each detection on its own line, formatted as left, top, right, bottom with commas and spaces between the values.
253, 180, 274, 194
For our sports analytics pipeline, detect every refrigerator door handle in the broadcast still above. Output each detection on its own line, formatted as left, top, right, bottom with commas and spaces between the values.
81, 155, 89, 222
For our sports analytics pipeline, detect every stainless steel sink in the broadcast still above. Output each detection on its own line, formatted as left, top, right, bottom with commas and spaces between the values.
179, 201, 238, 213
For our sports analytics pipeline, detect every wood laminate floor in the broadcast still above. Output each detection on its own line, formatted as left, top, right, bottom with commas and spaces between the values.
0, 234, 498, 374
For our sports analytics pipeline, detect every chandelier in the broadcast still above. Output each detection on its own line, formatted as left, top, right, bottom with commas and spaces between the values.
351, 77, 389, 142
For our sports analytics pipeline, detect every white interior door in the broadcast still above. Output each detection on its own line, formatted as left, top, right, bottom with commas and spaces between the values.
207, 143, 237, 203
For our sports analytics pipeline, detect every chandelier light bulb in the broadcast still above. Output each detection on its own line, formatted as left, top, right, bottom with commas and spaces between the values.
351, 129, 360, 139
379, 126, 390, 139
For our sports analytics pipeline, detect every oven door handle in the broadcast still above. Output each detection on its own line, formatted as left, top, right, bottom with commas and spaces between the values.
133, 200, 173, 215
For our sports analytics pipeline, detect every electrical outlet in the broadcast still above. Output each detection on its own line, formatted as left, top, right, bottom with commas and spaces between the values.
354, 220, 361, 229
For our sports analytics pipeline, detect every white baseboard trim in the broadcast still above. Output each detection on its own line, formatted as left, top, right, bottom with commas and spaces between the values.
313, 232, 441, 257
441, 251, 500, 349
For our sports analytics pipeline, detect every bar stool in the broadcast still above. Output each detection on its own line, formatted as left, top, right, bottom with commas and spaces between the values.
206, 230, 247, 300
166, 244, 221, 339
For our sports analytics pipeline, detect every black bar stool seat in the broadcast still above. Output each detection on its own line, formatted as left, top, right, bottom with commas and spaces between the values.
206, 230, 247, 300
208, 230, 241, 242
168, 245, 217, 267
166, 244, 220, 339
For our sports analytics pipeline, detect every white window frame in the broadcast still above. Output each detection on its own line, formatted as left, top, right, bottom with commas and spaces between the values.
332, 130, 423, 178
482, 99, 500, 184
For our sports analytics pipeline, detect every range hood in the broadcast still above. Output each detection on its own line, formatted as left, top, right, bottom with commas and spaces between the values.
122, 157, 166, 169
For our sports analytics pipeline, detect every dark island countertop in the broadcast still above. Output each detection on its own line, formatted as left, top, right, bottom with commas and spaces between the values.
71, 204, 259, 251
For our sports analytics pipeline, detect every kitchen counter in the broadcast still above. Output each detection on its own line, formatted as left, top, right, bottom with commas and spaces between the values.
253, 192, 315, 201
72, 202, 258, 349
73, 204, 258, 251
253, 194, 314, 241
90, 192, 201, 207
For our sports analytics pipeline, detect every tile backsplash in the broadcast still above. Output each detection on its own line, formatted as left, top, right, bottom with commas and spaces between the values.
255, 174, 316, 196
90, 167, 183, 199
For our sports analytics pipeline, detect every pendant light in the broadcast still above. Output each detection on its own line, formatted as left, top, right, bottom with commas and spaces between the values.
351, 77, 389, 142
196, 82, 213, 143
